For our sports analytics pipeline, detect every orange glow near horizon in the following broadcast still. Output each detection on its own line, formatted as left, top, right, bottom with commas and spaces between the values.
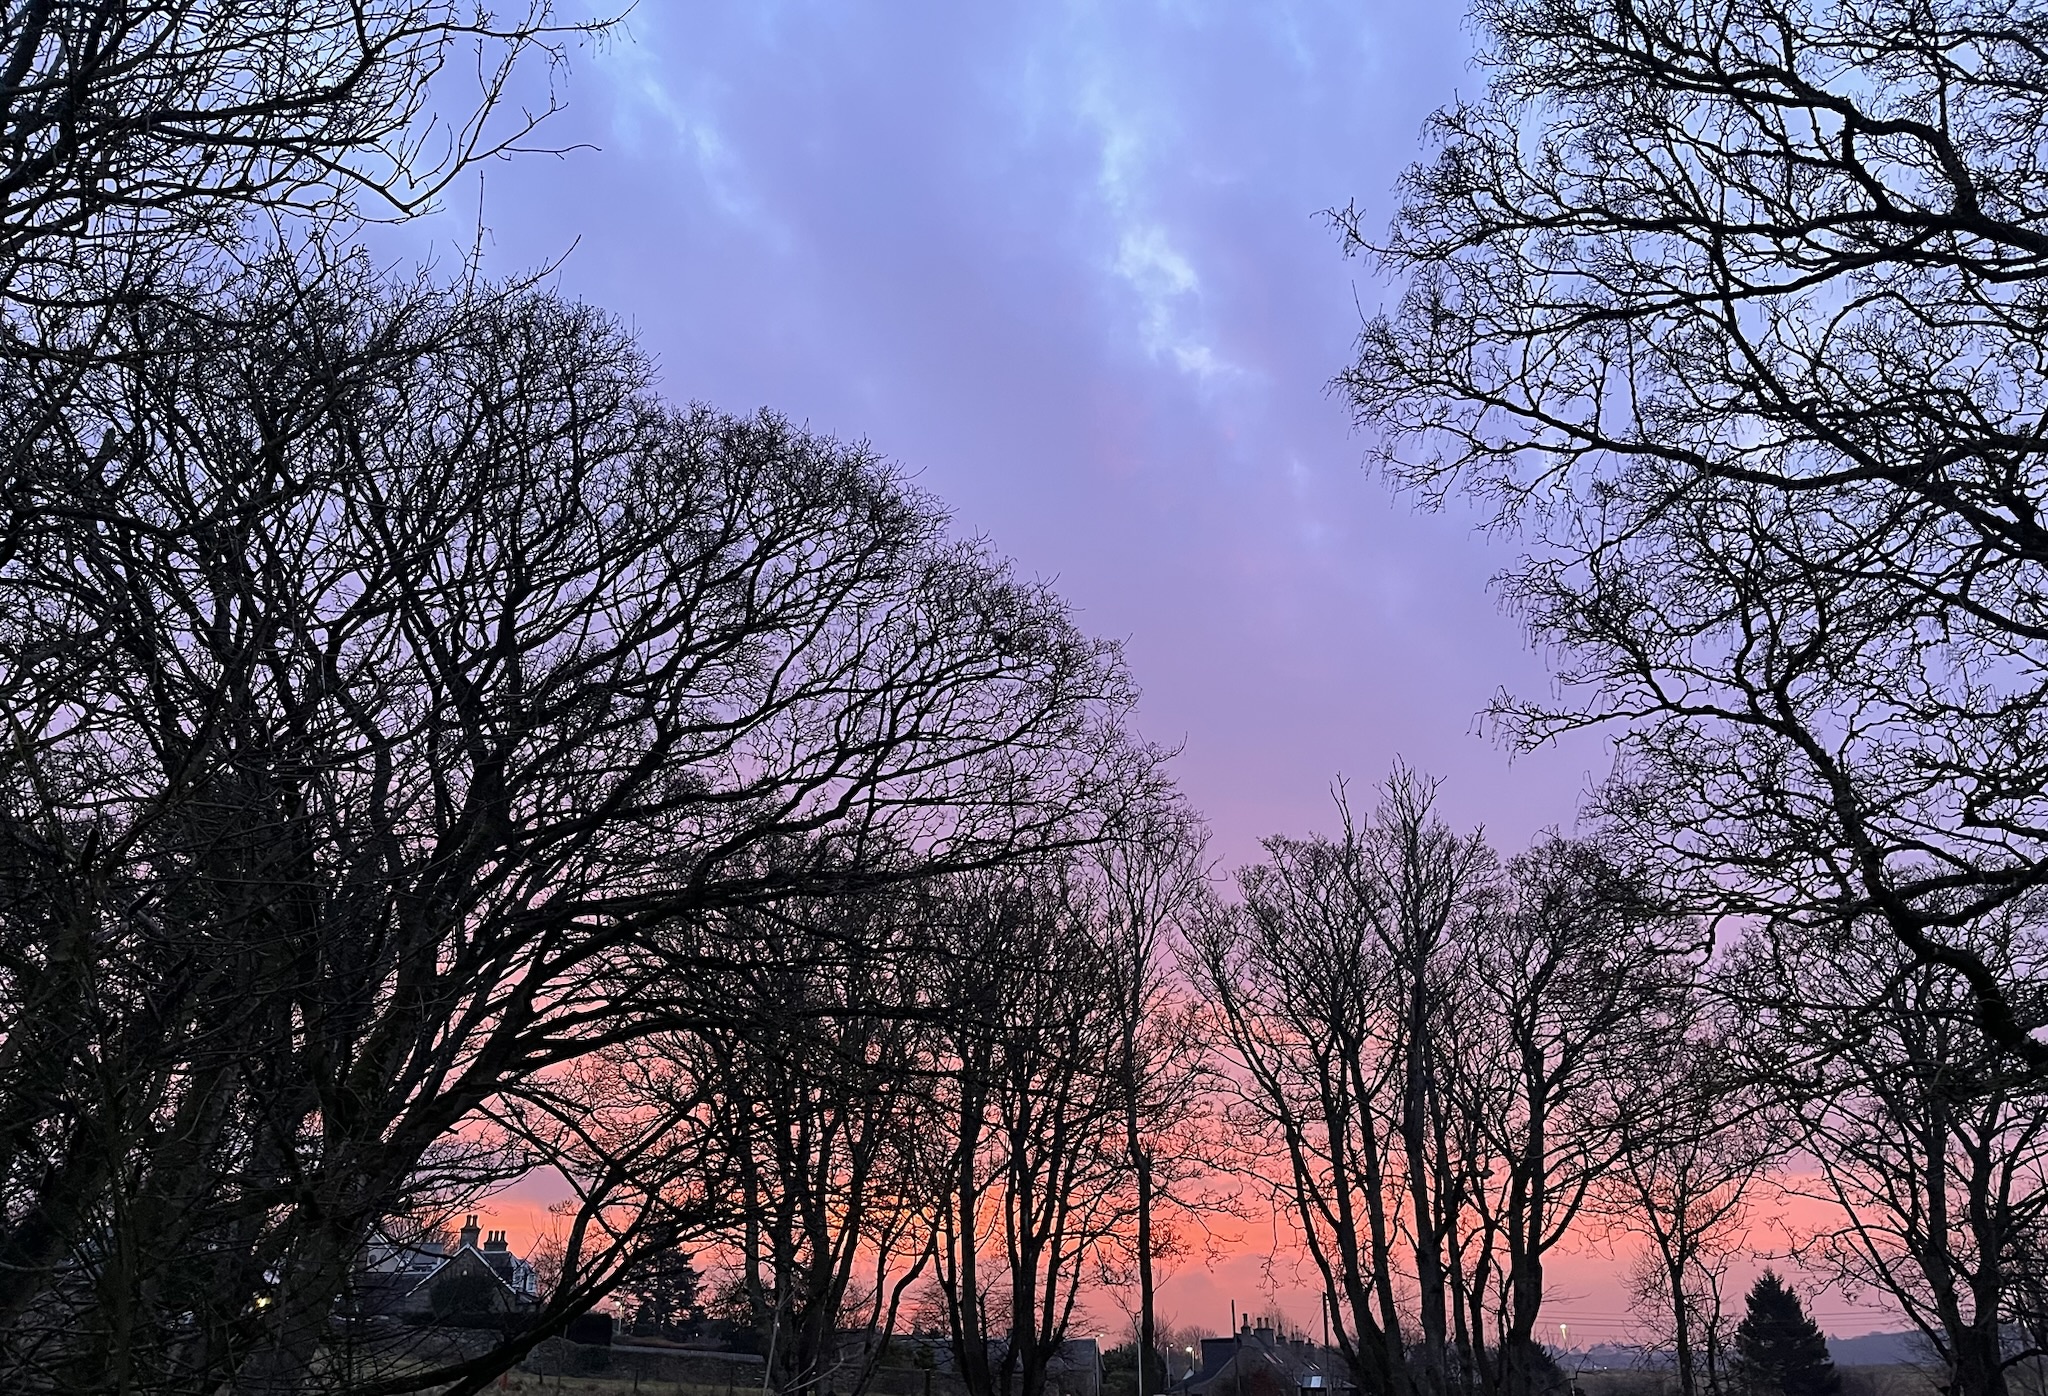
477, 1165, 1906, 1345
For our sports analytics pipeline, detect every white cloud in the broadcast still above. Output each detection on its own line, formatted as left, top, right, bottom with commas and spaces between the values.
1113, 222, 1225, 375
1032, 8, 1246, 389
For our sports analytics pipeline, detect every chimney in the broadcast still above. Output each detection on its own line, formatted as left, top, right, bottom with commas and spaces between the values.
485, 1230, 508, 1252
459, 1215, 480, 1251
1253, 1324, 1276, 1347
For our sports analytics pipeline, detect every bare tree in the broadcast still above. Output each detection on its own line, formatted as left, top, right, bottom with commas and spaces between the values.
1727, 909, 2048, 1396
0, 1, 594, 299
1194, 770, 1495, 1396
1201, 771, 1695, 1396
0, 262, 1152, 1394
1453, 837, 1696, 1396
0, 0, 607, 513
1341, 0, 2048, 1069
1601, 1028, 1779, 1396
928, 866, 1133, 1396
1371, 772, 1497, 1396
1089, 796, 1216, 1396
670, 890, 944, 1396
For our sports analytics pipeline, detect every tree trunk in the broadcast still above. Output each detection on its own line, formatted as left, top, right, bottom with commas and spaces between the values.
1136, 1147, 1157, 1396
1403, 983, 1449, 1396
948, 1086, 994, 1396
1947, 1314, 2009, 1396
1667, 1252, 1697, 1396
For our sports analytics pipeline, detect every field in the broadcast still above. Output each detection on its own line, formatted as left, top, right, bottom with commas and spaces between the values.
346, 1367, 737, 1396
1573, 1368, 1944, 1396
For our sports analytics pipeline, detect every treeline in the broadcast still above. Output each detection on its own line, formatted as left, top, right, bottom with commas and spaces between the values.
0, 4, 1175, 1394
1199, 773, 2048, 1396
559, 768, 2048, 1396
586, 819, 1211, 1396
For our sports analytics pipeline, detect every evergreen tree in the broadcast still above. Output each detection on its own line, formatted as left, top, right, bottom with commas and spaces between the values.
1734, 1272, 1841, 1396
616, 1248, 706, 1341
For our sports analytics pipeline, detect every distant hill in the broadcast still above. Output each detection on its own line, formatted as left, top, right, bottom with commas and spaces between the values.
1561, 1332, 1930, 1372
1826, 1331, 1932, 1368
1569, 1343, 1659, 1371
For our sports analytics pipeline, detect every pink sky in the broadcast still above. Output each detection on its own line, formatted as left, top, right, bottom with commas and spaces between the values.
481, 1168, 1904, 1345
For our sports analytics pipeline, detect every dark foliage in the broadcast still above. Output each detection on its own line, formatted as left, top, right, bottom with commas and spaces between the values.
615, 1249, 705, 1342
1102, 1342, 1169, 1396
428, 1271, 511, 1325
1733, 1273, 1839, 1396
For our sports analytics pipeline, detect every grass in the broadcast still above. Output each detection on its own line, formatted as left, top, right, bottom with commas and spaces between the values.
449, 1377, 756, 1395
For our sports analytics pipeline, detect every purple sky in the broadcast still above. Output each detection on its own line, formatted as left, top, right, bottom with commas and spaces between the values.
413, 6, 1915, 1335
396, 0, 1615, 872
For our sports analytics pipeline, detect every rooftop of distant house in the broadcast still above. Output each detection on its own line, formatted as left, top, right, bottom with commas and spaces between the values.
351, 1213, 539, 1321
1176, 1320, 1352, 1396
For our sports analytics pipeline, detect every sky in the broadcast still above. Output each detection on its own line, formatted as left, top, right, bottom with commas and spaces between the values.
397, 0, 1898, 1345
393, 0, 1613, 873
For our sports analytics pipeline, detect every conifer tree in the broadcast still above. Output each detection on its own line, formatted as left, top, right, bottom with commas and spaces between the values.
1734, 1272, 1841, 1396
616, 1248, 706, 1341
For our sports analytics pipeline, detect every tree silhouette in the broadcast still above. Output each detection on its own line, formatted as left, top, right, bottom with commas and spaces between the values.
1733, 1272, 1839, 1396
616, 1248, 705, 1342
1195, 771, 1695, 1396
1343, 0, 2048, 1076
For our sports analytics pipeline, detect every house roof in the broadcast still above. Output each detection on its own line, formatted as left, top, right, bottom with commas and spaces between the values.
1177, 1327, 1347, 1396
354, 1221, 540, 1312
409, 1243, 538, 1301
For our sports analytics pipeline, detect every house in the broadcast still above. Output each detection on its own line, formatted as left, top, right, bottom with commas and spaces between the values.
1176, 1321, 1348, 1396
351, 1214, 540, 1321
1047, 1336, 1105, 1396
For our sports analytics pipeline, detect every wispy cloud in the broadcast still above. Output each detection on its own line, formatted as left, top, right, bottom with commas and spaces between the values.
1047, 9, 1246, 388
589, 12, 790, 250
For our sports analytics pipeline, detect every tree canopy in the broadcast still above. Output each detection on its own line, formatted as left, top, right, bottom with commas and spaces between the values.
1343, 0, 2048, 1070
